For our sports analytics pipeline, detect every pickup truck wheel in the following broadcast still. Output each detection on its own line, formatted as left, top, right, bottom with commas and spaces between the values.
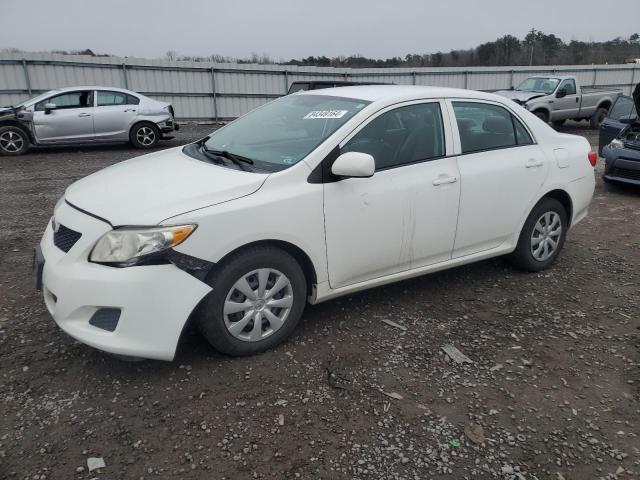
533, 110, 549, 124
130, 122, 159, 149
196, 246, 307, 356
507, 197, 568, 272
0, 126, 30, 156
590, 107, 608, 129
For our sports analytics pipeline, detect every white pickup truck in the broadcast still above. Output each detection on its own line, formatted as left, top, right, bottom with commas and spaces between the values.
496, 76, 621, 129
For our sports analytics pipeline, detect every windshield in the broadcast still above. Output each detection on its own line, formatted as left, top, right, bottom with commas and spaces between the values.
14, 91, 56, 108
203, 94, 370, 170
516, 77, 560, 94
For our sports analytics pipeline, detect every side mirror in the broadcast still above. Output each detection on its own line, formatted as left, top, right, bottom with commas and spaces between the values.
556, 89, 567, 99
44, 103, 57, 114
331, 151, 375, 178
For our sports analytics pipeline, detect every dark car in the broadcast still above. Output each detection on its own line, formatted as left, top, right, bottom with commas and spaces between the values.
600, 84, 640, 185
287, 81, 390, 94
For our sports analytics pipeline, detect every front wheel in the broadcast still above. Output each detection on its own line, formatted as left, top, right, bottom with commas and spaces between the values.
130, 122, 159, 149
0, 126, 30, 156
507, 198, 568, 272
196, 246, 307, 356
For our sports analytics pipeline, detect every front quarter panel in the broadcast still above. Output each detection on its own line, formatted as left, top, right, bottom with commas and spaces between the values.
168, 163, 328, 285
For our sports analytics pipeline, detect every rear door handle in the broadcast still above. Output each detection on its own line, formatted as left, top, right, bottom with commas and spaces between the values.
432, 175, 458, 186
78, 113, 91, 117
525, 159, 543, 168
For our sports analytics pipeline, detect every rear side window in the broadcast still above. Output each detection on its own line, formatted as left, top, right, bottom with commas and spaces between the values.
126, 94, 140, 105
608, 96, 637, 121
343, 102, 445, 170
97, 91, 127, 106
453, 102, 532, 153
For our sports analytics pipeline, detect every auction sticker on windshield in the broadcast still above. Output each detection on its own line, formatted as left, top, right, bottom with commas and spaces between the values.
304, 110, 349, 119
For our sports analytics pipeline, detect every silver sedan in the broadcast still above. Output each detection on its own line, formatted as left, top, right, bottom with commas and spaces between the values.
0, 86, 178, 155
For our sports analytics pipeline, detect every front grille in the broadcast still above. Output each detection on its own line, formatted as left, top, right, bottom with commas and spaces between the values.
611, 167, 640, 181
623, 142, 640, 151
53, 224, 82, 252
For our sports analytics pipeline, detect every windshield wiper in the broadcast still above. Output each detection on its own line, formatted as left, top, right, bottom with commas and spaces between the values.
206, 148, 254, 165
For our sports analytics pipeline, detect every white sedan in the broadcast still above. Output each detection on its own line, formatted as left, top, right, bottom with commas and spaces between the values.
36, 86, 596, 360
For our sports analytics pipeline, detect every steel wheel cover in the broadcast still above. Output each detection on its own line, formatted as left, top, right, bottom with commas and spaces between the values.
530, 211, 562, 261
0, 131, 24, 152
223, 268, 294, 342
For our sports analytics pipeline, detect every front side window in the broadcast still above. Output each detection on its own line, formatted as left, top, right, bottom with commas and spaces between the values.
35, 91, 92, 111
453, 102, 532, 153
608, 96, 637, 121
516, 77, 560, 95
97, 91, 127, 106
201, 94, 369, 170
559, 79, 577, 95
342, 102, 445, 170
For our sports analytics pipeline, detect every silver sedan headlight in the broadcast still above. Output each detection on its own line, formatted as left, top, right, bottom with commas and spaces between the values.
89, 225, 196, 266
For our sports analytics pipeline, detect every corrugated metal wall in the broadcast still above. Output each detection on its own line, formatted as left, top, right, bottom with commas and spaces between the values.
1, 52, 638, 120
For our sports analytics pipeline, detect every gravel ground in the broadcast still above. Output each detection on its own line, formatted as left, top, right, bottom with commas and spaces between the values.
0, 122, 638, 480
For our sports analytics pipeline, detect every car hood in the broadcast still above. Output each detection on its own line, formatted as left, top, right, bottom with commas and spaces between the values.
494, 90, 547, 103
65, 147, 268, 226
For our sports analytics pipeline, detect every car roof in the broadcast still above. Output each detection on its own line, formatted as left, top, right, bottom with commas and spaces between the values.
47, 86, 138, 95
296, 84, 511, 104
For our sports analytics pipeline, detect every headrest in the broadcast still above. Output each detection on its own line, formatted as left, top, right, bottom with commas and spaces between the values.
483, 116, 512, 134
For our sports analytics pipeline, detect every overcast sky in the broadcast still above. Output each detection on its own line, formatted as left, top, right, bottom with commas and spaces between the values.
2, 0, 639, 60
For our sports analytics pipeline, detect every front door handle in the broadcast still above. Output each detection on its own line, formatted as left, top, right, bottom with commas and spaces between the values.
525, 159, 543, 168
78, 113, 91, 117
432, 175, 458, 186
124, 108, 137, 112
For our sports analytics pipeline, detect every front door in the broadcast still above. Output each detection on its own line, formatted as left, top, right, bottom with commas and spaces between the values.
449, 100, 549, 257
33, 90, 94, 143
324, 101, 460, 289
598, 95, 637, 154
553, 79, 580, 120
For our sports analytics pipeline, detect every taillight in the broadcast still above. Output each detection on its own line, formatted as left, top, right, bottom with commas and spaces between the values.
588, 151, 597, 167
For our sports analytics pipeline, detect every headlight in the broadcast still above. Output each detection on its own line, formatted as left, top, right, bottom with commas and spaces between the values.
609, 139, 624, 149
89, 224, 196, 266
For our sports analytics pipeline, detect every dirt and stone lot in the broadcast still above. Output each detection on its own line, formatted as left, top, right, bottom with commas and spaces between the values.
0, 123, 638, 480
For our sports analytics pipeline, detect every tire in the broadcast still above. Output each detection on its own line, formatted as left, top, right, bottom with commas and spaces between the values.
196, 246, 307, 356
590, 107, 608, 129
0, 125, 30, 156
129, 122, 159, 149
507, 197, 568, 272
552, 119, 566, 128
533, 110, 549, 124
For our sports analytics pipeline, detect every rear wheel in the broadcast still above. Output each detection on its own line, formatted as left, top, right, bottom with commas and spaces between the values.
196, 246, 307, 356
0, 126, 30, 156
507, 197, 568, 272
130, 122, 159, 149
590, 107, 608, 129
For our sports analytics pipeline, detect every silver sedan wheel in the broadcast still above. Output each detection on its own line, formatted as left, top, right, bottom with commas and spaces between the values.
223, 268, 293, 342
0, 130, 24, 153
530, 211, 562, 261
136, 126, 156, 146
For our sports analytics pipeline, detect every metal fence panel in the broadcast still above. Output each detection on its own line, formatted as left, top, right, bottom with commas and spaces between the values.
1, 52, 638, 119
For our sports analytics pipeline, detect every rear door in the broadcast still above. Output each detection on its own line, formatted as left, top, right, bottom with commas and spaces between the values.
93, 90, 139, 141
448, 100, 549, 257
32, 90, 94, 143
598, 95, 637, 154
